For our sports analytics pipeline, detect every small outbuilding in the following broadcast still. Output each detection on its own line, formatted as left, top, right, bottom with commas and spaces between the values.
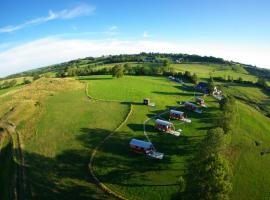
129, 139, 164, 159
143, 98, 150, 105
184, 102, 202, 113
196, 82, 209, 94
155, 119, 181, 136
129, 139, 154, 154
143, 98, 155, 107
155, 119, 174, 132
169, 110, 192, 123
196, 97, 207, 107
169, 110, 184, 120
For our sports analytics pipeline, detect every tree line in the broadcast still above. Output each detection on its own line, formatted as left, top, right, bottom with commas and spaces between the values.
183, 96, 237, 200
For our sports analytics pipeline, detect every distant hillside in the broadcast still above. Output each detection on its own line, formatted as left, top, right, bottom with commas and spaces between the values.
5, 52, 268, 79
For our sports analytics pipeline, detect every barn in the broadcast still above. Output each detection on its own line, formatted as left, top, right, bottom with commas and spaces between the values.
169, 110, 184, 120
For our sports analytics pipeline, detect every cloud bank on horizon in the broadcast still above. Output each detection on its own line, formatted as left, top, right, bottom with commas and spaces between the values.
0, 37, 269, 77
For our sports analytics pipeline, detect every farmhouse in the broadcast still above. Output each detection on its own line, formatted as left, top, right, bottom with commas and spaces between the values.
129, 139, 164, 159
184, 102, 202, 113
155, 119, 181, 136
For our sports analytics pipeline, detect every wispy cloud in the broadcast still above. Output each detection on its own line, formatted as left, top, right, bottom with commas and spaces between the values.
0, 37, 269, 77
103, 25, 119, 36
0, 4, 95, 33
142, 31, 150, 38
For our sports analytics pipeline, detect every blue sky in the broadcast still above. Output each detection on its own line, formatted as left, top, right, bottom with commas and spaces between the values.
0, 0, 270, 77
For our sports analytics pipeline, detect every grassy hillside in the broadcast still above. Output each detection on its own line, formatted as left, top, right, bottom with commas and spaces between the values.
22, 88, 129, 199
172, 63, 258, 82
0, 78, 130, 199
83, 75, 221, 199
0, 62, 269, 200
229, 101, 270, 200
223, 83, 270, 115
0, 132, 14, 200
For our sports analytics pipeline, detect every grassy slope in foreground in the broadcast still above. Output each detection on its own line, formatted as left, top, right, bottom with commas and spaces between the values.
84, 75, 220, 200
22, 88, 129, 199
0, 133, 14, 200
229, 101, 270, 200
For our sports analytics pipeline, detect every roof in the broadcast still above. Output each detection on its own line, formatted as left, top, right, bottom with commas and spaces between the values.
170, 110, 184, 115
129, 139, 153, 149
185, 102, 197, 107
197, 82, 208, 87
155, 119, 172, 126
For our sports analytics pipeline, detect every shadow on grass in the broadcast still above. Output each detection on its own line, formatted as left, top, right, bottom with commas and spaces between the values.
21, 128, 117, 200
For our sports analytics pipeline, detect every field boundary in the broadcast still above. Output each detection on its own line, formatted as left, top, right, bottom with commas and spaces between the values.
86, 82, 134, 200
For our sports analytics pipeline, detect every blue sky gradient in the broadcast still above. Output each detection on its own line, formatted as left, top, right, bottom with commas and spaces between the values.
0, 0, 270, 76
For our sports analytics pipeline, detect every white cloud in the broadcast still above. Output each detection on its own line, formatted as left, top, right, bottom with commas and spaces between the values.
142, 31, 150, 38
0, 4, 95, 33
103, 26, 119, 36
0, 37, 269, 77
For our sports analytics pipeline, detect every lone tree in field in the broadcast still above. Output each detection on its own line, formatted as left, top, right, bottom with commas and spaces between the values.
112, 64, 124, 78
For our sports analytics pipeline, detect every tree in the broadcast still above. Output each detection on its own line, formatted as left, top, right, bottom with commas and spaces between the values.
123, 63, 132, 74
112, 64, 124, 78
191, 73, 198, 84
33, 74, 41, 80
56, 71, 66, 78
163, 59, 170, 68
186, 128, 232, 200
257, 77, 267, 88
23, 78, 31, 84
169, 66, 176, 76
208, 77, 215, 93
218, 96, 237, 133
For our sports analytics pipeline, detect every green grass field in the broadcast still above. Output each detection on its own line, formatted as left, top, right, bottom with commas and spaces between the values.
21, 87, 129, 199
0, 85, 23, 96
83, 75, 221, 199
229, 101, 270, 200
223, 83, 270, 114
172, 63, 258, 82
0, 69, 269, 200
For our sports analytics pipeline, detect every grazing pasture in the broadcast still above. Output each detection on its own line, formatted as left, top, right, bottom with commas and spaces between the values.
0, 71, 269, 200
84, 75, 221, 199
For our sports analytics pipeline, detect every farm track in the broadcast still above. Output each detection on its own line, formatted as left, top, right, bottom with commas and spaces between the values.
86, 83, 134, 200
0, 122, 25, 200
